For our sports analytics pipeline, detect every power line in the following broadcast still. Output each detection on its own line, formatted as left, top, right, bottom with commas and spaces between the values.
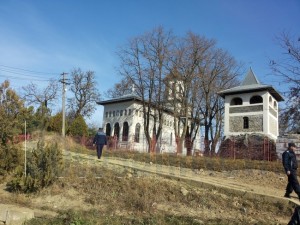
0, 73, 54, 82
0, 64, 60, 83
0, 68, 55, 79
0, 64, 58, 75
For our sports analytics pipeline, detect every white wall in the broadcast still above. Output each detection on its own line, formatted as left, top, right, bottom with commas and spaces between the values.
101, 100, 201, 155
224, 90, 279, 140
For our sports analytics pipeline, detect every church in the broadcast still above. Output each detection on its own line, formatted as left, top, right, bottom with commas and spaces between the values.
97, 68, 283, 159
97, 89, 201, 155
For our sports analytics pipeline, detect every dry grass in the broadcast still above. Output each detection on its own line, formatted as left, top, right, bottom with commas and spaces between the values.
36, 132, 284, 174
21, 161, 293, 225
76, 147, 285, 175
8, 132, 292, 224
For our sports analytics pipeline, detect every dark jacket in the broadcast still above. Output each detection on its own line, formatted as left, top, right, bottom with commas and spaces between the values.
288, 206, 300, 225
282, 149, 298, 173
93, 131, 107, 145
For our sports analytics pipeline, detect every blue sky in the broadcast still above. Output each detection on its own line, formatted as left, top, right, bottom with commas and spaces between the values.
0, 0, 299, 126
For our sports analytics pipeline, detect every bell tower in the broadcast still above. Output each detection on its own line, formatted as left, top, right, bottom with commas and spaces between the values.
218, 68, 284, 140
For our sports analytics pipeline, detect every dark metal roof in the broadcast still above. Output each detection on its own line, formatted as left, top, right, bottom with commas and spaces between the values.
218, 69, 285, 102
97, 94, 142, 105
241, 68, 260, 86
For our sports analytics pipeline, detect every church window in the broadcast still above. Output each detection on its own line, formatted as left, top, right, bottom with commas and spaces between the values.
250, 95, 263, 104
114, 123, 120, 139
105, 123, 111, 136
122, 122, 129, 141
230, 97, 243, 105
120, 110, 123, 116
243, 117, 249, 129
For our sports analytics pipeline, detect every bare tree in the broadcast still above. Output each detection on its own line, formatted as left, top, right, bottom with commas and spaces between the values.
270, 32, 300, 133
118, 27, 173, 153
105, 77, 133, 98
197, 48, 241, 155
68, 68, 101, 119
22, 79, 58, 116
166, 32, 241, 155
117, 27, 241, 155
166, 32, 215, 155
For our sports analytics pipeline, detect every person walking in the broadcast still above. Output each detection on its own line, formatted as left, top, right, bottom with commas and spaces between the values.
93, 128, 107, 159
288, 206, 300, 225
282, 142, 300, 199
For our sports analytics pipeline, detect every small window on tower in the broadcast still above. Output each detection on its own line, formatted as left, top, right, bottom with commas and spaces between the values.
243, 117, 249, 129
250, 95, 263, 104
230, 97, 243, 106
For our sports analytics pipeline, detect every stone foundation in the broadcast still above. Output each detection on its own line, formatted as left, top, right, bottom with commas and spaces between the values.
218, 134, 277, 161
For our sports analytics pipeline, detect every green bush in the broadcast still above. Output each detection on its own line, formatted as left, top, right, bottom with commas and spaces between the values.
0, 143, 23, 175
6, 140, 63, 193
68, 115, 88, 136
48, 112, 63, 133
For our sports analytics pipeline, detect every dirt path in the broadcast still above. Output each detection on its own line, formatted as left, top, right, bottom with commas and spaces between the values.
62, 149, 299, 205
24, 138, 296, 204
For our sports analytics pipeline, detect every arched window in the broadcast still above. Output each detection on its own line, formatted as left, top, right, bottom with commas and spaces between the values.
105, 123, 111, 136
230, 97, 243, 106
243, 117, 249, 129
122, 122, 129, 141
170, 132, 173, 146
134, 123, 141, 143
274, 101, 277, 109
269, 96, 272, 104
250, 95, 263, 104
114, 123, 120, 139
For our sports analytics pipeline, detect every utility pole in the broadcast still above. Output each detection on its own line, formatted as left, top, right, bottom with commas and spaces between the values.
60, 72, 69, 137
24, 120, 27, 177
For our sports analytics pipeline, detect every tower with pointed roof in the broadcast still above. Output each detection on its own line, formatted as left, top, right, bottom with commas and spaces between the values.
218, 68, 284, 140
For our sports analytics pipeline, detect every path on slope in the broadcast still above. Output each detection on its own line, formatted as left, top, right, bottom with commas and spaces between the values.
63, 149, 300, 205
1, 145, 298, 224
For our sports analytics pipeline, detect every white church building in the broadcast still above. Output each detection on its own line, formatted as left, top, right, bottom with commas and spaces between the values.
97, 92, 201, 154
